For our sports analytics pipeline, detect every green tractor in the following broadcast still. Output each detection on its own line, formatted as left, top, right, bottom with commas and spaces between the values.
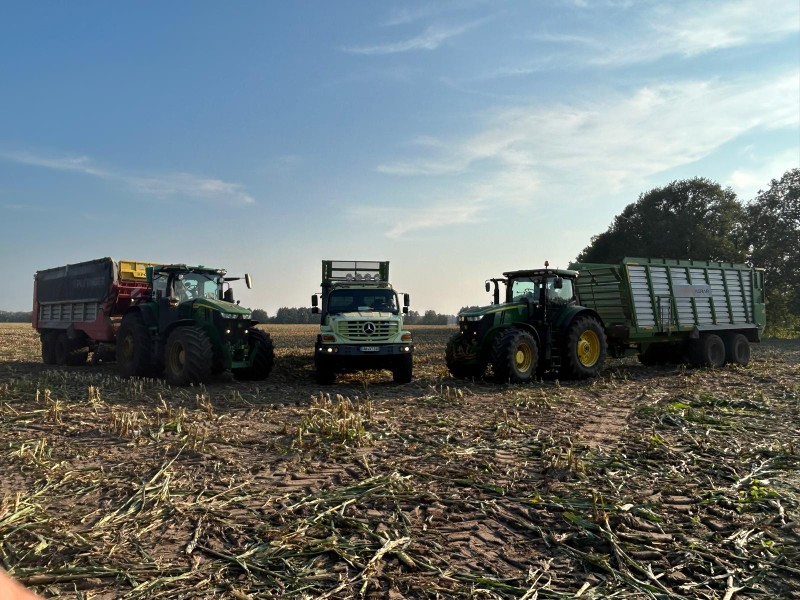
116, 264, 274, 385
446, 263, 606, 382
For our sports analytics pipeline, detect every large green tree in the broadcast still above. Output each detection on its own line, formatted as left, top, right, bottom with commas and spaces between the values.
577, 178, 746, 263
745, 168, 800, 332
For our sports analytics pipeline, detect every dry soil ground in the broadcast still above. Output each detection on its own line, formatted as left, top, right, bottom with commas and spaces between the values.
0, 323, 798, 599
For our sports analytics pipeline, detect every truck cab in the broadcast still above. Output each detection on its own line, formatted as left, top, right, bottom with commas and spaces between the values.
311, 261, 413, 384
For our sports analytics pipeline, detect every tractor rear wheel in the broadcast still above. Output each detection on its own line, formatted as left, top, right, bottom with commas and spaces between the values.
117, 313, 156, 378
724, 333, 750, 366
491, 329, 538, 383
164, 326, 213, 386
689, 334, 726, 368
445, 333, 486, 380
392, 354, 413, 384
561, 317, 607, 379
233, 330, 275, 381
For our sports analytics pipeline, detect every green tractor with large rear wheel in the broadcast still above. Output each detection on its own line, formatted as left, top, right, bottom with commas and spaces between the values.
116, 264, 274, 386
446, 263, 607, 383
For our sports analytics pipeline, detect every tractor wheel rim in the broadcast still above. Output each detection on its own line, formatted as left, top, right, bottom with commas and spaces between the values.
514, 344, 532, 371
577, 331, 600, 367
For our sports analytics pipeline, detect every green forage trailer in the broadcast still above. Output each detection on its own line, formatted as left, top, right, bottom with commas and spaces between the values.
570, 257, 765, 367
446, 258, 765, 383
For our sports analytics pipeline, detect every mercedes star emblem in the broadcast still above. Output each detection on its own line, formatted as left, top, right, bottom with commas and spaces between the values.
363, 322, 376, 335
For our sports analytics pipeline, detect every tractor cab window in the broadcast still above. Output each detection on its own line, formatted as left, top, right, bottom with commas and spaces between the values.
510, 278, 543, 302
172, 273, 222, 301
546, 278, 575, 305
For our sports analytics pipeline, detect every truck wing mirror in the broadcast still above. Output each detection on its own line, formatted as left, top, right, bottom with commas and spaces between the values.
403, 293, 410, 307
311, 295, 318, 307
403, 306, 408, 315
245, 274, 252, 289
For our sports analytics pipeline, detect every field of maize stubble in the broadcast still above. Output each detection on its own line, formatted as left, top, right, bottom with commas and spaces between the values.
0, 322, 798, 599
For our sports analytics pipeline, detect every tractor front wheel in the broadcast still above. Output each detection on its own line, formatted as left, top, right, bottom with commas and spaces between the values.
445, 333, 486, 380
164, 326, 213, 386
491, 329, 538, 383
233, 330, 275, 381
117, 313, 157, 378
561, 317, 607, 379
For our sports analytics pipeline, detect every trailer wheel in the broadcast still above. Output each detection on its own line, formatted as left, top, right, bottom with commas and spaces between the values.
233, 330, 275, 381
446, 333, 486, 380
41, 331, 58, 365
164, 326, 213, 386
689, 334, 726, 368
561, 317, 607, 379
392, 354, 413, 384
491, 329, 538, 383
724, 333, 750, 366
54, 332, 71, 366
117, 313, 156, 378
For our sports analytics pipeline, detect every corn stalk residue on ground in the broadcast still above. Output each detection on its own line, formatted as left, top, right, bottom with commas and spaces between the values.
0, 323, 798, 598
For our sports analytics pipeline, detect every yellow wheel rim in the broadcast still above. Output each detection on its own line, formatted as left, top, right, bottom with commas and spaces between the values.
577, 331, 600, 367
514, 343, 533, 372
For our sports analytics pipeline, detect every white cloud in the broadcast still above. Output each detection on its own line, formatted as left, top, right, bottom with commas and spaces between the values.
0, 149, 256, 206
728, 148, 800, 201
343, 20, 483, 55
366, 70, 799, 237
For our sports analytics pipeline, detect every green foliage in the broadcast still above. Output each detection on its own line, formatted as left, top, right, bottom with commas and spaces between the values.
268, 307, 320, 324
577, 177, 746, 263
405, 309, 450, 325
0, 311, 32, 323
251, 308, 269, 323
745, 168, 800, 335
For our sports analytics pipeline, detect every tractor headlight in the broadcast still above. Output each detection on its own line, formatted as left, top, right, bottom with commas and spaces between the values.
462, 315, 483, 322
221, 312, 242, 319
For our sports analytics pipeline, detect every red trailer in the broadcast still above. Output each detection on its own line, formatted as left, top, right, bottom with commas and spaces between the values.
33, 258, 159, 365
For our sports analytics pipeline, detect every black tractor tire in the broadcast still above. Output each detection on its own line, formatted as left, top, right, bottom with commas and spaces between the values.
561, 317, 607, 379
41, 331, 58, 365
164, 326, 213, 386
724, 333, 750, 366
392, 354, 414, 384
689, 334, 726, 368
117, 313, 157, 378
445, 333, 486, 380
233, 330, 275, 381
491, 328, 538, 383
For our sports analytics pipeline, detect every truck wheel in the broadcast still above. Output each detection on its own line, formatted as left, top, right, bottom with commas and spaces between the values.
724, 333, 750, 366
315, 358, 336, 385
445, 333, 486, 380
117, 313, 156, 378
41, 331, 58, 365
164, 326, 213, 386
561, 317, 607, 379
491, 329, 538, 383
233, 330, 275, 381
689, 334, 726, 368
392, 354, 413, 384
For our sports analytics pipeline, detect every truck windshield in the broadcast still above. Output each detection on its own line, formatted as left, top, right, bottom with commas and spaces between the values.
328, 289, 397, 314
509, 278, 543, 302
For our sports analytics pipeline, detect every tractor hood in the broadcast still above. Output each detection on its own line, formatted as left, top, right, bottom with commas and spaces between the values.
459, 302, 524, 319
186, 297, 252, 317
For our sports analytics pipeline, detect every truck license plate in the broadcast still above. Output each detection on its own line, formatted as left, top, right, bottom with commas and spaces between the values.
360, 346, 380, 352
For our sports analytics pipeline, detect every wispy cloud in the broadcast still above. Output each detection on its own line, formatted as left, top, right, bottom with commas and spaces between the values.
364, 70, 799, 237
0, 150, 255, 206
343, 20, 483, 55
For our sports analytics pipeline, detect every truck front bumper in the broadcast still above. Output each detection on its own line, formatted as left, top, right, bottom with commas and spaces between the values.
315, 342, 413, 371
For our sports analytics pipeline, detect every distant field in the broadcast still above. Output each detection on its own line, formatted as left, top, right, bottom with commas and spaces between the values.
1, 322, 798, 598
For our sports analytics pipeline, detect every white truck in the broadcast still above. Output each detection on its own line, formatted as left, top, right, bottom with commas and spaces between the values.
311, 260, 413, 384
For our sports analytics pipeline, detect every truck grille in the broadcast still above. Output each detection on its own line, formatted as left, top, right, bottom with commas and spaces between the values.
337, 320, 399, 341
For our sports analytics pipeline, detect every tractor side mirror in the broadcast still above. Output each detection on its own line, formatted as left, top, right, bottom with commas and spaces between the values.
485, 281, 491, 293
245, 274, 252, 289
554, 277, 563, 289
224, 288, 234, 303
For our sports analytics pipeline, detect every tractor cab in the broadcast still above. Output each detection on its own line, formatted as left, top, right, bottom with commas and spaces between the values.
502, 267, 578, 325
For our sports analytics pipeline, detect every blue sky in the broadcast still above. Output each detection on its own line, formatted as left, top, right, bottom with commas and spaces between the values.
1, 0, 798, 315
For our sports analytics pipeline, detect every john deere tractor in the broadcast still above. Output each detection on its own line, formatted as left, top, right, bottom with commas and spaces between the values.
446, 263, 606, 382
116, 264, 274, 385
